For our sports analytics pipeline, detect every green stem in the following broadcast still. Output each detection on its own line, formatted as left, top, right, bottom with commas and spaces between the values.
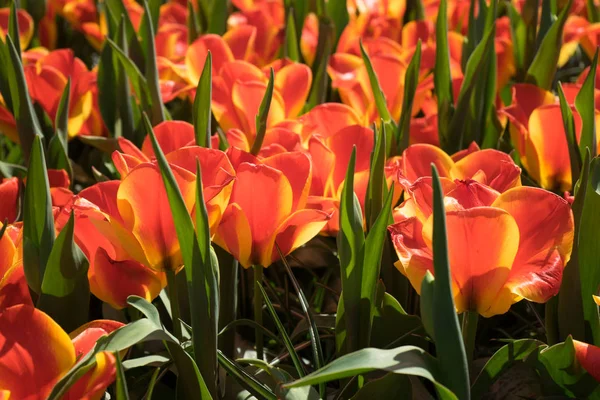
461, 310, 479, 368
166, 268, 182, 341
254, 264, 264, 360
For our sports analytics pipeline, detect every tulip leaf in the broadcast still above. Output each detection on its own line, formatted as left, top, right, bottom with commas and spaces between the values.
557, 150, 589, 343
576, 156, 600, 346
37, 211, 90, 332
284, 346, 458, 399
188, 0, 202, 43
327, 0, 349, 44
192, 52, 212, 148
55, 79, 71, 146
22, 135, 55, 294
115, 353, 130, 400
259, 284, 306, 377
557, 83, 582, 189
139, 0, 161, 58
104, 0, 146, 70
359, 42, 393, 125
105, 38, 153, 120
519, 0, 539, 72
365, 124, 386, 230
532, 336, 600, 397
251, 68, 275, 155
140, 0, 165, 125
5, 35, 42, 161
283, 8, 301, 62
351, 373, 411, 400
420, 271, 436, 341
208, 0, 228, 35
337, 148, 366, 354
434, 0, 454, 149
525, 0, 572, 90
278, 246, 326, 397
307, 16, 334, 109
217, 350, 278, 400
576, 49, 598, 157
144, 115, 219, 397
471, 339, 544, 398
8, 3, 21, 58
122, 355, 169, 370
397, 40, 422, 153
47, 81, 73, 185
430, 165, 470, 399
588, 0, 600, 22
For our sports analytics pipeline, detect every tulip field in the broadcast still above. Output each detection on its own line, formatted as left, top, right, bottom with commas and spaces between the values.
5, 0, 600, 398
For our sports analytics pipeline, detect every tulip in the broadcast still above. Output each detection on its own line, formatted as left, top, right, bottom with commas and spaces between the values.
0, 178, 19, 224
0, 8, 34, 50
501, 83, 600, 191
155, 2, 189, 62
0, 228, 31, 311
573, 339, 600, 382
0, 304, 123, 400
389, 179, 574, 317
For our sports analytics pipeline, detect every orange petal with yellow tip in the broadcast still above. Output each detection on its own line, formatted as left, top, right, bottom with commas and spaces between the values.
231, 79, 286, 134
262, 151, 312, 210
214, 203, 254, 269
401, 144, 454, 183
274, 63, 312, 119
89, 247, 165, 309
451, 149, 522, 192
492, 187, 574, 303
70, 319, 125, 358
117, 164, 196, 271
225, 146, 260, 170
0, 264, 32, 310
0, 305, 76, 400
267, 209, 331, 264
0, 231, 16, 280
301, 13, 319, 66
229, 163, 293, 255
0, 8, 34, 50
185, 34, 234, 83
141, 120, 195, 157
308, 135, 336, 197
306, 196, 340, 236
223, 25, 257, 62
422, 207, 520, 317
0, 178, 19, 224
63, 351, 116, 400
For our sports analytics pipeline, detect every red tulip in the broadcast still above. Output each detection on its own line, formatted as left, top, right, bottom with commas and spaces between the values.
215, 149, 330, 268
389, 179, 574, 317
0, 304, 123, 399
0, 8, 34, 50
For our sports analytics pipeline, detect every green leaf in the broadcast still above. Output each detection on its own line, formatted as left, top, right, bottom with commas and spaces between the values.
396, 40, 422, 153
5, 35, 42, 161
122, 355, 169, 370
419, 271, 436, 341
140, 0, 165, 125
47, 136, 72, 187
351, 373, 411, 400
471, 339, 544, 398
207, 0, 228, 35
259, 284, 306, 377
217, 350, 277, 400
365, 124, 386, 230
115, 353, 130, 400
359, 42, 393, 124
284, 346, 458, 399
145, 115, 219, 397
434, 0, 454, 148
430, 165, 470, 399
576, 48, 598, 157
139, 0, 161, 58
188, 0, 202, 43
192, 52, 212, 147
557, 150, 589, 342
55, 79, 71, 145
104, 0, 146, 70
306, 16, 334, 109
327, 0, 349, 44
520, 0, 539, 71
47, 81, 73, 185
37, 212, 90, 332
0, 161, 26, 179
557, 83, 582, 190
22, 135, 55, 294
283, 8, 301, 62
251, 68, 275, 155
525, 0, 572, 89
576, 156, 600, 345
8, 3, 21, 58
337, 148, 366, 354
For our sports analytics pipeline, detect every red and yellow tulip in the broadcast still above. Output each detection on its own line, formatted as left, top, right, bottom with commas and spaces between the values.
215, 148, 331, 268
0, 304, 123, 400
389, 178, 574, 317
0, 8, 34, 50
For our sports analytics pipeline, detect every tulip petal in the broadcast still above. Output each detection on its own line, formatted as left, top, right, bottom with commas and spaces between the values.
492, 187, 574, 303
274, 63, 312, 118
214, 203, 254, 268
185, 34, 234, 83
0, 305, 76, 400
573, 340, 600, 383
0, 178, 19, 224
451, 149, 522, 192
401, 144, 454, 183
64, 351, 116, 400
422, 207, 520, 316
328, 125, 374, 190
299, 102, 363, 142
0, 263, 32, 310
307, 136, 336, 197
141, 120, 196, 157
262, 151, 312, 210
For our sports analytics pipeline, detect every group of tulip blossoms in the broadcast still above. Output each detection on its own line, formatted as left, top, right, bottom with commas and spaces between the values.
2, 0, 600, 399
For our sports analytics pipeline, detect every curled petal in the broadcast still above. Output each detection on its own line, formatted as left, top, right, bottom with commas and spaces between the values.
223, 25, 257, 62
299, 102, 363, 142
70, 319, 125, 358
573, 340, 600, 382
64, 351, 116, 400
306, 196, 340, 236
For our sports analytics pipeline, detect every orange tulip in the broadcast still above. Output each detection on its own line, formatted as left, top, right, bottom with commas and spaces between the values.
211, 59, 311, 145
395, 143, 522, 193
0, 304, 123, 400
561, 16, 600, 67
215, 149, 331, 268
155, 2, 189, 62
0, 8, 34, 50
0, 228, 30, 311
389, 179, 574, 317
573, 339, 600, 382
297, 102, 366, 144
0, 178, 19, 224
501, 83, 600, 191
226, 126, 303, 157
